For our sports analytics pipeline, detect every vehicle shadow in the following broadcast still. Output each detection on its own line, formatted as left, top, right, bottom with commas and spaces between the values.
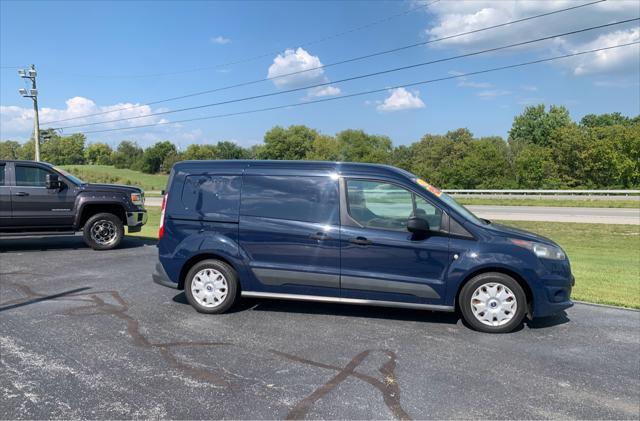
0, 235, 156, 252
172, 291, 460, 325
172, 291, 571, 331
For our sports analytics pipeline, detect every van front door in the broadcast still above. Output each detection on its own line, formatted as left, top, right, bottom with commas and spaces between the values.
339, 179, 450, 305
239, 172, 341, 297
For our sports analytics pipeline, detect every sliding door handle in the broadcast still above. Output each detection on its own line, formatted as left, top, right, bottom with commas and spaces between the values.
13, 192, 29, 197
349, 236, 372, 246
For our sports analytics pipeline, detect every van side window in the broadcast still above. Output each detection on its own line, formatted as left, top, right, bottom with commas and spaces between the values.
0, 164, 5, 185
181, 175, 241, 219
346, 179, 442, 232
241, 175, 339, 224
15, 165, 51, 187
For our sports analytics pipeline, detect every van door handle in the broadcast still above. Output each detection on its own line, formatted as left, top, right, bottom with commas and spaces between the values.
349, 236, 372, 246
13, 192, 29, 197
309, 232, 332, 241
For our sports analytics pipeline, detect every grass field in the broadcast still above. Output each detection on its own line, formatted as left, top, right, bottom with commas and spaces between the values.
133, 207, 639, 309
61, 165, 168, 192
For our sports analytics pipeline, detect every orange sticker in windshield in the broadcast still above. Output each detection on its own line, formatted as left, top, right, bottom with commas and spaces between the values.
416, 178, 442, 197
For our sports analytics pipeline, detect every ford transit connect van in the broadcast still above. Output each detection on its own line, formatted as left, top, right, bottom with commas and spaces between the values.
153, 160, 573, 333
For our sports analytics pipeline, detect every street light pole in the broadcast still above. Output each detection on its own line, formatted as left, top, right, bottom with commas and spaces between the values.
18, 64, 40, 161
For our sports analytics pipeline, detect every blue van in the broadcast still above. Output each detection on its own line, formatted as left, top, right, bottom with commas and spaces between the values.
153, 160, 573, 333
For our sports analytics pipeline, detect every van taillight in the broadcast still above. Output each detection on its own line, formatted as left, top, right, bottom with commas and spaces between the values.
158, 194, 167, 239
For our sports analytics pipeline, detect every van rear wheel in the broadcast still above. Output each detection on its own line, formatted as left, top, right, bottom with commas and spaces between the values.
459, 272, 526, 333
185, 260, 238, 314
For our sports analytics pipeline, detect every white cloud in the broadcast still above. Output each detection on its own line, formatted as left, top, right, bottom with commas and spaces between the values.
210, 35, 231, 45
377, 88, 425, 112
425, 0, 639, 77
0, 96, 203, 145
568, 28, 640, 76
307, 85, 341, 98
267, 47, 341, 98
477, 89, 511, 99
268, 47, 326, 88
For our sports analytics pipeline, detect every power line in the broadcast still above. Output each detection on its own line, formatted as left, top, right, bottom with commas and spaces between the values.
53, 18, 639, 131
59, 0, 441, 79
74, 42, 639, 135
42, 0, 606, 125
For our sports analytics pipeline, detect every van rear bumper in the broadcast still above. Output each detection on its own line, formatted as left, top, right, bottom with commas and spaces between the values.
152, 262, 178, 289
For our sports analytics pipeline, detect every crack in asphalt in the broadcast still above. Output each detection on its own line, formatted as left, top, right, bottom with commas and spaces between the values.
1, 282, 412, 419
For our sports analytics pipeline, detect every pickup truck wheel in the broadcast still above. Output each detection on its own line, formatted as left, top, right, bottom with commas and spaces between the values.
185, 260, 238, 314
459, 272, 527, 333
83, 213, 124, 250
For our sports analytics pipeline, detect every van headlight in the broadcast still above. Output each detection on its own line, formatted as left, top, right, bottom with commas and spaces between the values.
510, 239, 566, 260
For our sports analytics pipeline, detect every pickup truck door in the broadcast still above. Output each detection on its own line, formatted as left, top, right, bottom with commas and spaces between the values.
0, 163, 10, 229
10, 164, 76, 228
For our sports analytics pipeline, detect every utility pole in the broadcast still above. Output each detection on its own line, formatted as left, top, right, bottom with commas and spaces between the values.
18, 64, 40, 161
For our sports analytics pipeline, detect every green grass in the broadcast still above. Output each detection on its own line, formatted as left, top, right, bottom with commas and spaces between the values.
456, 197, 639, 208
495, 220, 639, 309
61, 165, 168, 192
132, 210, 639, 309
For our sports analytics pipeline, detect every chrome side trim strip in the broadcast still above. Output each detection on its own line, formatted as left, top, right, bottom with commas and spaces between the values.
240, 291, 455, 312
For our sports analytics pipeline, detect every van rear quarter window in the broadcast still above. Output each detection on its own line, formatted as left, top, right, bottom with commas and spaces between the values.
240, 175, 339, 224
179, 175, 241, 221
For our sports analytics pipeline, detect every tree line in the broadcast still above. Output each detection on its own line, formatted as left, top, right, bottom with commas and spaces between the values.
1, 104, 638, 188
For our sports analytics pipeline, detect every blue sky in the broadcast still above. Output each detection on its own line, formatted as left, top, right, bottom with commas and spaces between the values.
1, 0, 639, 148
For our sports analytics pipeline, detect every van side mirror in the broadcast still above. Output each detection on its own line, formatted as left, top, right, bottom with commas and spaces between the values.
46, 173, 62, 190
407, 216, 430, 234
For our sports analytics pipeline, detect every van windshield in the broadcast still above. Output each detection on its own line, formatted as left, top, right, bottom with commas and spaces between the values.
413, 178, 485, 225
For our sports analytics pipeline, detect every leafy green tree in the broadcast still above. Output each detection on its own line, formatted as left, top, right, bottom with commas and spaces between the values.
41, 133, 86, 165
216, 141, 247, 159
182, 144, 218, 160
335, 129, 392, 163
408, 130, 471, 187
514, 144, 561, 188
390, 145, 413, 171
112, 141, 144, 169
259, 125, 318, 160
0, 140, 21, 159
140, 141, 177, 173
455, 137, 515, 188
305, 135, 340, 161
84, 143, 113, 165
580, 112, 635, 128
509, 104, 572, 147
161, 151, 183, 173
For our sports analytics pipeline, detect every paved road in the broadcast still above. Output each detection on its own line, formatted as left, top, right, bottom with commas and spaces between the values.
1, 237, 639, 419
145, 196, 639, 224
467, 205, 640, 225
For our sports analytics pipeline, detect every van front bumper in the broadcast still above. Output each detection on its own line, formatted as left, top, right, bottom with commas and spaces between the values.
152, 262, 178, 289
533, 274, 575, 318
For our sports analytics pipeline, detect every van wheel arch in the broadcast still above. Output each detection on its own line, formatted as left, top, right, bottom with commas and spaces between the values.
455, 268, 533, 317
179, 253, 240, 291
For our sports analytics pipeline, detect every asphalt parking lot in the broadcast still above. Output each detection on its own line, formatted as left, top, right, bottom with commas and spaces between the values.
1, 236, 639, 420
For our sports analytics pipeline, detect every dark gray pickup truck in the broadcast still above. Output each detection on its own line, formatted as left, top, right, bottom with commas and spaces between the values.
0, 160, 148, 250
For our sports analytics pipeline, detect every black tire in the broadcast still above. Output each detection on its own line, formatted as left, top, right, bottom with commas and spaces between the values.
83, 212, 124, 250
459, 272, 527, 333
184, 259, 238, 314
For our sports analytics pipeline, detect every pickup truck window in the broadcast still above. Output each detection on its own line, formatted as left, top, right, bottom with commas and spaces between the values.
15, 165, 51, 187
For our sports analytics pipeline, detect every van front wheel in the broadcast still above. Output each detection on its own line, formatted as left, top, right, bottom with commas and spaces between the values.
459, 272, 527, 333
185, 260, 238, 314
